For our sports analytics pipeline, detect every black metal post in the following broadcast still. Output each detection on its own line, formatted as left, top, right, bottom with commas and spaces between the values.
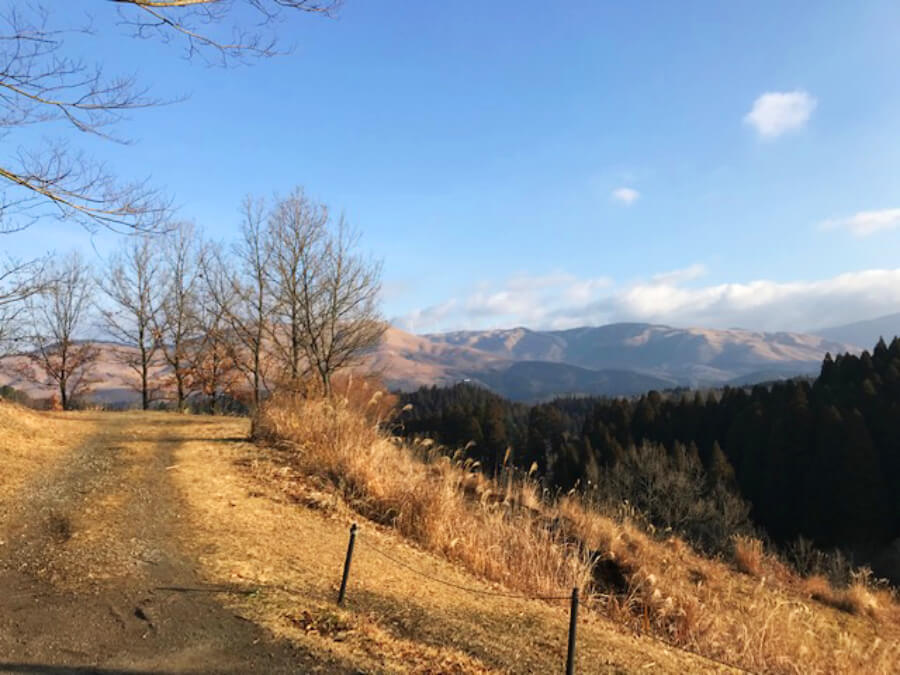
337, 523, 358, 606
566, 587, 579, 675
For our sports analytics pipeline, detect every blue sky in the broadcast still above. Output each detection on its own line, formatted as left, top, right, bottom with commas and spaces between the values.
3, 1, 900, 334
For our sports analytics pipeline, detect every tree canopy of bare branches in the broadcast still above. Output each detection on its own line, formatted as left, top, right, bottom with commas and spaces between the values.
0, 1, 339, 234
297, 216, 384, 395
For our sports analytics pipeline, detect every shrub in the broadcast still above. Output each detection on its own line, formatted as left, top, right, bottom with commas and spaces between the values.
589, 442, 756, 555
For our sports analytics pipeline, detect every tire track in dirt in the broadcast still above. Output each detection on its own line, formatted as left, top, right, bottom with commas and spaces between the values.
0, 412, 348, 674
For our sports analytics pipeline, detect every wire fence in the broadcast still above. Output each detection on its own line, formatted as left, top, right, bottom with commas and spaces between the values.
334, 523, 755, 674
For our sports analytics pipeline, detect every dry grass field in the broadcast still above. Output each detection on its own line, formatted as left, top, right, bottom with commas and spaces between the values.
2, 395, 899, 673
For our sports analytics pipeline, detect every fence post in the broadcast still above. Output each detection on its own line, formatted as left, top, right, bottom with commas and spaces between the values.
566, 587, 579, 675
337, 523, 358, 606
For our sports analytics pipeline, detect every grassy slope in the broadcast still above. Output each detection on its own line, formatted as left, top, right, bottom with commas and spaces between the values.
251, 392, 900, 674
173, 415, 728, 673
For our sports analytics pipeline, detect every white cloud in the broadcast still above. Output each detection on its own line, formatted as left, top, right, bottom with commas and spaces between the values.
820, 209, 900, 237
651, 263, 707, 285
611, 187, 640, 205
744, 90, 816, 139
393, 266, 900, 335
392, 299, 457, 333
580, 269, 900, 332
392, 272, 612, 333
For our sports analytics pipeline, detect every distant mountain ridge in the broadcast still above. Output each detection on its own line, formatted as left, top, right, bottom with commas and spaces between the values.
813, 312, 900, 350
413, 323, 856, 398
0, 322, 861, 404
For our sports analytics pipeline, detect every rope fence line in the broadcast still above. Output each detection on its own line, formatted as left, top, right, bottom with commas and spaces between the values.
356, 527, 755, 674
334, 523, 754, 674
356, 535, 573, 601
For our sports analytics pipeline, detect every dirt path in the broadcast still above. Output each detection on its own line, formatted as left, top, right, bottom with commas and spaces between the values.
0, 413, 339, 674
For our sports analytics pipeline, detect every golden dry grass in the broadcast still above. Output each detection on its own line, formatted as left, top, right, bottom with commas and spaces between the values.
254, 390, 594, 599
0, 400, 96, 502
171, 414, 730, 673
251, 387, 900, 674
733, 535, 766, 578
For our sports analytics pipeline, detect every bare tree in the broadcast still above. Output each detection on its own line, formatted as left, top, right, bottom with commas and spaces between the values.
0, 255, 48, 355
203, 198, 273, 409
157, 221, 202, 410
21, 252, 99, 409
264, 188, 383, 395
265, 188, 328, 383
189, 244, 241, 413
99, 236, 164, 409
297, 216, 385, 395
0, 1, 339, 234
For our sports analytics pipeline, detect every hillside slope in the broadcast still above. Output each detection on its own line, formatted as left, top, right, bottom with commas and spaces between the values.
253, 392, 900, 673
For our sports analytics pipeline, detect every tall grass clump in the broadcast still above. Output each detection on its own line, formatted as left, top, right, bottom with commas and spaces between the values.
253, 383, 593, 598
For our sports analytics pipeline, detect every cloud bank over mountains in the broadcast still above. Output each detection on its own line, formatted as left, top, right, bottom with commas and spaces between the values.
393, 266, 900, 335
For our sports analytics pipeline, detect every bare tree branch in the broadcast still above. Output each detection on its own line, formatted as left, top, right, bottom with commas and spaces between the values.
114, 0, 342, 63
0, 0, 337, 233
0, 4, 170, 233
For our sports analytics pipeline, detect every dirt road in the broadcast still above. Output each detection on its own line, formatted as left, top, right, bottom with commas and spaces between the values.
0, 412, 340, 674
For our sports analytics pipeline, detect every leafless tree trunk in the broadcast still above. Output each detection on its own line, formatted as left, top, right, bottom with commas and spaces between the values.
203, 198, 273, 409
157, 222, 201, 411
297, 216, 385, 396
99, 236, 164, 410
21, 252, 98, 410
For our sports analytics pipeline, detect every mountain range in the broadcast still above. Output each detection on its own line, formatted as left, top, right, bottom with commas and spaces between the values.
1, 318, 889, 404
375, 323, 860, 400
813, 312, 900, 350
